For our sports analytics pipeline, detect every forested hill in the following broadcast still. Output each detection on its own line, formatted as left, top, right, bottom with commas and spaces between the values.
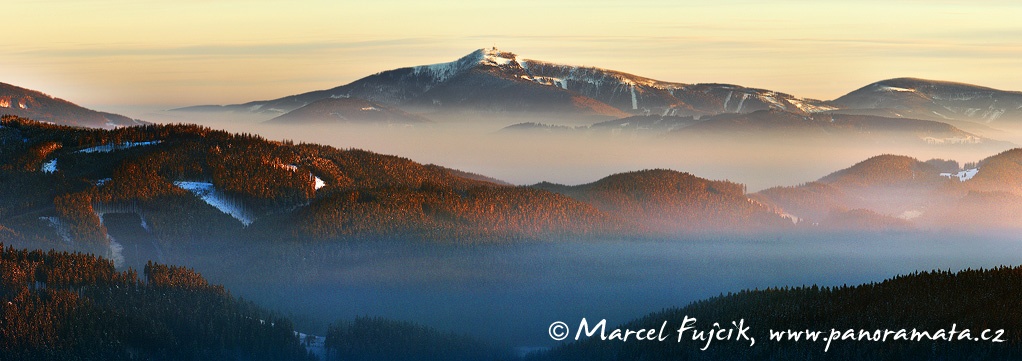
0, 243, 313, 361
0, 115, 630, 255
533, 169, 792, 233
0, 82, 144, 129
752, 151, 1022, 231
533, 266, 1022, 361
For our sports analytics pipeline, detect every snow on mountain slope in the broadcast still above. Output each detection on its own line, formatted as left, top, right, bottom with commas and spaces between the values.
170, 50, 1022, 133
830, 78, 1022, 125
174, 181, 254, 226
173, 48, 829, 121
412, 48, 516, 83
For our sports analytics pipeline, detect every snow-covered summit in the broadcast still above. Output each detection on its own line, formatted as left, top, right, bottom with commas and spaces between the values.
412, 47, 519, 82
182, 47, 840, 119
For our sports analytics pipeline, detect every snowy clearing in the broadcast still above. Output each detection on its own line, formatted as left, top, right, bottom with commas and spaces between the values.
173, 181, 254, 226
41, 159, 57, 173
39, 216, 71, 243
898, 210, 923, 220
940, 168, 979, 181
296, 332, 326, 359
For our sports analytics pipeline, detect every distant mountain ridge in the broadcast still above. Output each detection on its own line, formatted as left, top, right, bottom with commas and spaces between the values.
170, 48, 1022, 146
173, 48, 834, 122
830, 77, 1022, 126
265, 97, 429, 125
669, 110, 1001, 146
753, 150, 1022, 230
501, 110, 1006, 149
0, 82, 145, 129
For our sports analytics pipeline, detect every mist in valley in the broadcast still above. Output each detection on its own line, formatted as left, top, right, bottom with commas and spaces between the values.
131, 230, 1022, 352
136, 109, 1015, 192
62, 108, 1022, 356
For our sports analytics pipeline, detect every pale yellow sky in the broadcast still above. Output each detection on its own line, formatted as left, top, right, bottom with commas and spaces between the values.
4, 0, 1022, 112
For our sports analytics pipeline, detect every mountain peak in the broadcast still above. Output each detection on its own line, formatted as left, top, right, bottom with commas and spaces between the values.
477, 47, 517, 66
411, 47, 520, 83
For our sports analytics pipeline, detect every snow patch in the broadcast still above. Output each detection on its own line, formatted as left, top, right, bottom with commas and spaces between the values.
788, 99, 837, 113
276, 164, 325, 190
897, 210, 922, 220
522, 75, 568, 90
296, 332, 326, 359
39, 217, 72, 243
780, 213, 801, 225
876, 85, 916, 93
985, 108, 1005, 122
41, 159, 57, 173
940, 168, 979, 181
108, 236, 125, 268
481, 48, 515, 66
931, 111, 951, 120
173, 181, 254, 226
735, 93, 749, 113
76, 141, 162, 154
759, 93, 785, 110
923, 136, 982, 145
413, 48, 516, 83
630, 85, 638, 110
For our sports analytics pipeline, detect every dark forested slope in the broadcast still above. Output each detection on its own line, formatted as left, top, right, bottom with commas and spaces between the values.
0, 116, 629, 257
534, 266, 1022, 361
0, 244, 313, 361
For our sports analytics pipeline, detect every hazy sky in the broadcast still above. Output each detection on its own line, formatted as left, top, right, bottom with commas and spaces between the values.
4, 0, 1022, 111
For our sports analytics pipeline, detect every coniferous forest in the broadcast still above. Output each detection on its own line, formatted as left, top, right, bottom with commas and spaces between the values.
0, 244, 313, 361
532, 266, 1022, 361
